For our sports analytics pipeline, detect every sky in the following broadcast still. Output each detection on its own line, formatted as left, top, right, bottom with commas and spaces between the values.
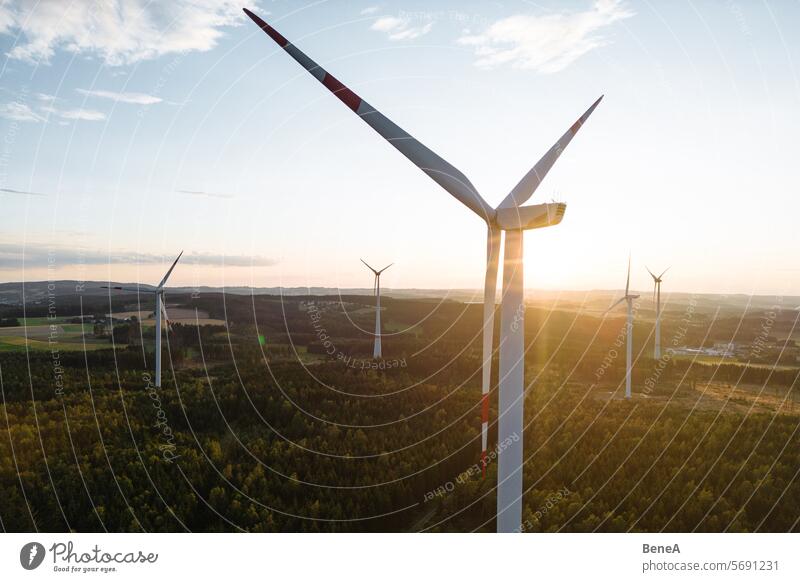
0, 0, 799, 296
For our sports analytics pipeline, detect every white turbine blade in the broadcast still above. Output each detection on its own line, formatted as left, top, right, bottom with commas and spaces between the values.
645, 266, 657, 281
360, 258, 378, 275
605, 296, 627, 314
497, 96, 603, 210
377, 263, 393, 274
625, 254, 631, 296
244, 9, 494, 221
160, 302, 172, 332
659, 266, 671, 279
102, 285, 145, 292
158, 251, 183, 289
480, 228, 501, 477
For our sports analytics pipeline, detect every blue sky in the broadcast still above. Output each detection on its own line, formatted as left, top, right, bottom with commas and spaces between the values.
0, 0, 799, 295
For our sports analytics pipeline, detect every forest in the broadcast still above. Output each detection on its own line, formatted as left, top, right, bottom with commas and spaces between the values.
0, 289, 798, 532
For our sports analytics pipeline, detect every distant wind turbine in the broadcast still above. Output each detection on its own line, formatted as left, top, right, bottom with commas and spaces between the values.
103, 251, 183, 387
608, 256, 639, 399
244, 8, 602, 533
361, 259, 392, 359
646, 266, 669, 359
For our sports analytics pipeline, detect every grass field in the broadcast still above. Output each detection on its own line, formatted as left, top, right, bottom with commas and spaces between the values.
0, 312, 228, 353
0, 318, 108, 352
0, 336, 113, 352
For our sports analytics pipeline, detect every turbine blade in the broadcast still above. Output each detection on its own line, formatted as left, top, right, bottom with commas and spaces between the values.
158, 251, 183, 288
497, 96, 603, 209
625, 254, 631, 297
481, 228, 501, 477
102, 285, 148, 293
244, 9, 494, 221
659, 266, 671, 279
361, 258, 378, 274
161, 302, 172, 332
377, 263, 393, 274
646, 265, 657, 280
605, 296, 627, 314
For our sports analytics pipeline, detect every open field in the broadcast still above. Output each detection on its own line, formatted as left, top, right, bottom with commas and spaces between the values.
0, 321, 109, 352
0, 310, 224, 353
110, 307, 226, 327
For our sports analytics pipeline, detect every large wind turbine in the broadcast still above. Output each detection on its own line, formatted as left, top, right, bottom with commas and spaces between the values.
361, 259, 392, 359
608, 256, 639, 399
646, 266, 669, 359
244, 8, 601, 533
104, 251, 183, 387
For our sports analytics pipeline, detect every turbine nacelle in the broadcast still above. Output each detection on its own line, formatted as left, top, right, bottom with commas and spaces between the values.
494, 202, 566, 231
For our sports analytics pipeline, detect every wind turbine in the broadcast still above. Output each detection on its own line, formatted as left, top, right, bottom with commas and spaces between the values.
646, 266, 669, 359
104, 251, 182, 387
244, 8, 601, 533
361, 259, 392, 359
607, 256, 639, 399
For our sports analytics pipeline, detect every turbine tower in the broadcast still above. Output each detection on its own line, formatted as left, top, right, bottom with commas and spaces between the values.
104, 251, 182, 387
646, 266, 669, 359
608, 256, 639, 399
244, 8, 601, 533
361, 259, 392, 359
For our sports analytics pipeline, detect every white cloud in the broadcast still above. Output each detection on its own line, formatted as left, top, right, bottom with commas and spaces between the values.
370, 15, 433, 41
0, 98, 105, 123
0, 242, 278, 269
57, 108, 106, 121
40, 104, 106, 122
457, 0, 633, 73
0, 0, 249, 66
361, 6, 379, 16
76, 89, 162, 105
0, 101, 45, 122
0, 187, 45, 196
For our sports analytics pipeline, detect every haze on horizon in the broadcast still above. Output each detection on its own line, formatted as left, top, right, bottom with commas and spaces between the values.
0, 1, 798, 296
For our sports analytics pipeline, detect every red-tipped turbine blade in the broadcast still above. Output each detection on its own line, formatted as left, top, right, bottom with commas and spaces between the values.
498, 96, 602, 210
243, 8, 494, 222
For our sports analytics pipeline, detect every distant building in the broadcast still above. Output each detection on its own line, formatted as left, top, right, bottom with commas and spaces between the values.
710, 342, 736, 357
